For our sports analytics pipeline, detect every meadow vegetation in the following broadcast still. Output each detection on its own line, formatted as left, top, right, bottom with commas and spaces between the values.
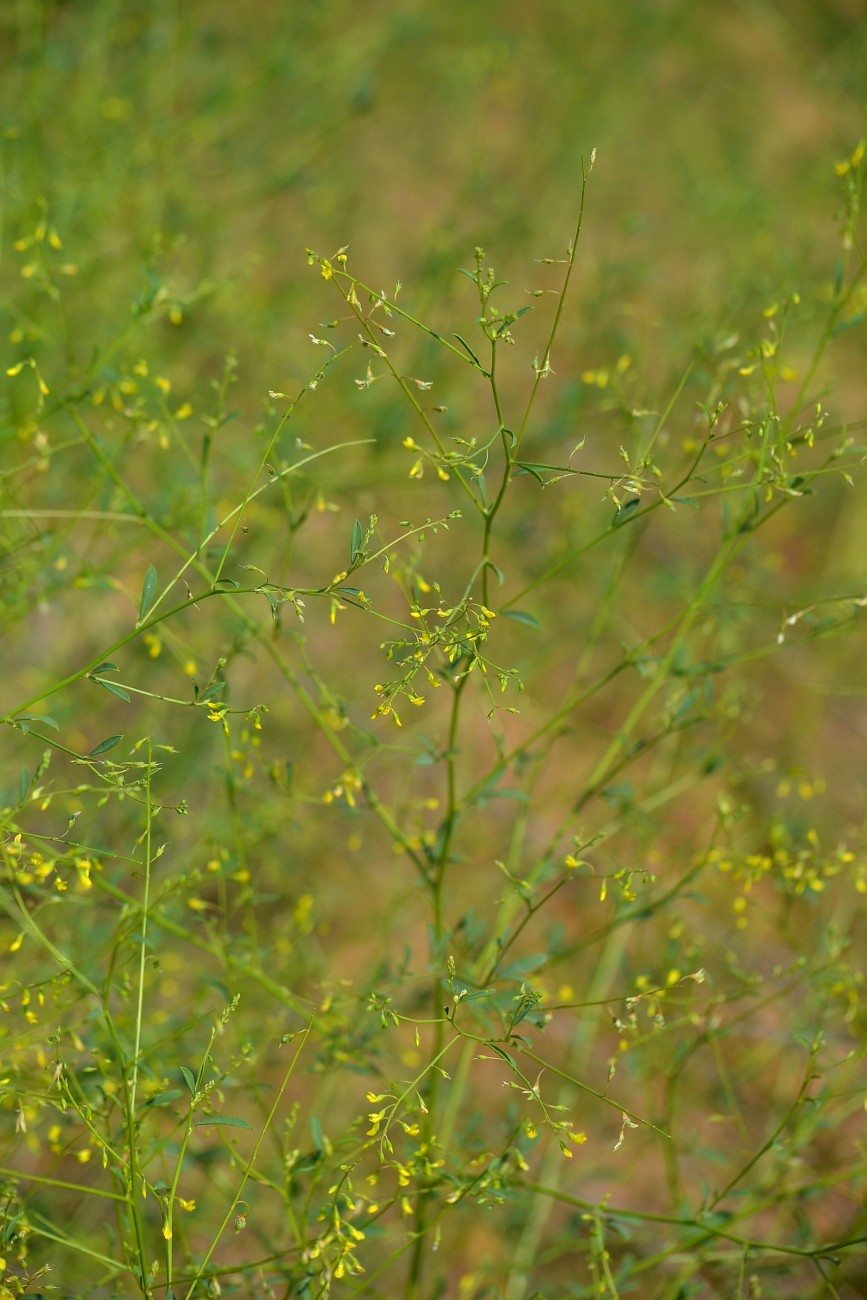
1, 3, 866, 1297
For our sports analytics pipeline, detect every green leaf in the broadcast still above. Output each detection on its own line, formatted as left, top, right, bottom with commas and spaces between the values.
194, 1115, 252, 1130
14, 713, 60, 732
146, 1089, 185, 1107
831, 311, 865, 337
613, 498, 641, 527
514, 461, 546, 484
180, 1066, 197, 1096
93, 678, 131, 703
350, 519, 363, 564
472, 771, 530, 808
671, 659, 725, 678
139, 564, 158, 622
484, 559, 505, 586
502, 609, 541, 630
91, 662, 119, 675
499, 953, 548, 980
452, 332, 484, 369
2, 1210, 24, 1241
90, 734, 124, 756
198, 683, 226, 704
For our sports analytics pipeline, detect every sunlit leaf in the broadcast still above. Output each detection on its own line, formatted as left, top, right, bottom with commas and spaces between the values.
139, 564, 158, 622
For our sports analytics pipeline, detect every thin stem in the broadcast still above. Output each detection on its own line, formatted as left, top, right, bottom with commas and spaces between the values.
515, 148, 595, 456
183, 1020, 313, 1300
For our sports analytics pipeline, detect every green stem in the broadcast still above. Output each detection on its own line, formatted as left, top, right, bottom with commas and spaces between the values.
183, 1020, 313, 1300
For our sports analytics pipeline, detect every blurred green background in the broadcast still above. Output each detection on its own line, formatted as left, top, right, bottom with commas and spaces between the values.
3, 0, 865, 382
2, 1, 867, 1294
3, 0, 866, 910
4, 0, 866, 712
